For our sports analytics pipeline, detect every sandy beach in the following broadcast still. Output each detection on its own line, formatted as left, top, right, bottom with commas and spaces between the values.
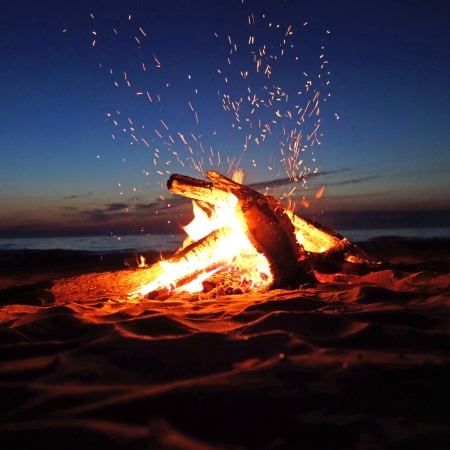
1, 237, 450, 449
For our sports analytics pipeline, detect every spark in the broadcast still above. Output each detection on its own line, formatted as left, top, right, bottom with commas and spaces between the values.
178, 133, 188, 145
315, 186, 325, 199
309, 100, 320, 117
152, 52, 161, 67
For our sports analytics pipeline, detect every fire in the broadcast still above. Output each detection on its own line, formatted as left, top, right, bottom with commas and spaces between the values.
132, 170, 357, 300
134, 192, 273, 298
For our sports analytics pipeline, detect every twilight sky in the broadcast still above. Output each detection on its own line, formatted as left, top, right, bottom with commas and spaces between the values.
1, 0, 449, 238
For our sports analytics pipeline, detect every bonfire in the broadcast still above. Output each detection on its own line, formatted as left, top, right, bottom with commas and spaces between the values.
4, 177, 449, 450
134, 171, 370, 300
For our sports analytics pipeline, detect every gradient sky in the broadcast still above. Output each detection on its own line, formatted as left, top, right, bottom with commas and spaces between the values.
1, 0, 449, 238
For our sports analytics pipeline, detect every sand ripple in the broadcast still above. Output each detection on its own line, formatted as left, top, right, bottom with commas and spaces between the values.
1, 244, 450, 449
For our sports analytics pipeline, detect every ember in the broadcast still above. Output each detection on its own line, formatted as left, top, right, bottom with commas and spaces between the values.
134, 171, 368, 300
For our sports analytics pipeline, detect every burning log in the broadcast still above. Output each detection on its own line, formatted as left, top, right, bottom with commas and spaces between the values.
139, 227, 234, 298
135, 171, 371, 300
290, 214, 346, 253
168, 171, 311, 287
145, 260, 228, 300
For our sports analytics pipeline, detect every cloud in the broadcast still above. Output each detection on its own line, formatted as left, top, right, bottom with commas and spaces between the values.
326, 175, 379, 187
77, 202, 130, 223
132, 195, 191, 211
322, 191, 392, 202
308, 209, 450, 231
246, 169, 352, 191
79, 208, 114, 223
106, 202, 129, 212
133, 202, 160, 211
63, 192, 92, 200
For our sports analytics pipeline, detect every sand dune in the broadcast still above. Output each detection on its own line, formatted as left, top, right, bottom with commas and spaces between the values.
1, 238, 450, 449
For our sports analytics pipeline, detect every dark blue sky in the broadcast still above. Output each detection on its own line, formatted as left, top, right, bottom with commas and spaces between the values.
1, 0, 449, 237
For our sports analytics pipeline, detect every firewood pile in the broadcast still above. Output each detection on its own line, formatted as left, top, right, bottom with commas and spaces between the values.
140, 171, 371, 300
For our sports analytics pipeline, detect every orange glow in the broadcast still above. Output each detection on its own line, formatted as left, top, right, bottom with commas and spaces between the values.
315, 185, 325, 199
133, 193, 273, 297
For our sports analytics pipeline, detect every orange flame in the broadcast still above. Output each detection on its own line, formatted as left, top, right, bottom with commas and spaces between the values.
134, 192, 273, 297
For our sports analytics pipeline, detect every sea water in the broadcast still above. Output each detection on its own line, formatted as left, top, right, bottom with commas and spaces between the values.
1, 228, 450, 252
338, 227, 450, 242
0, 235, 185, 252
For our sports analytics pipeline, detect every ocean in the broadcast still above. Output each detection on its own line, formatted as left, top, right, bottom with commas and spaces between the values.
0, 234, 185, 253
1, 227, 450, 252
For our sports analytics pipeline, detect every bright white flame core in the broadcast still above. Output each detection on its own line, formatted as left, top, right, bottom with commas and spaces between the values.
135, 194, 273, 297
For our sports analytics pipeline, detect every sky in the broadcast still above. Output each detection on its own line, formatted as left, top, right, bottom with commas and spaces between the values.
1, 0, 450, 238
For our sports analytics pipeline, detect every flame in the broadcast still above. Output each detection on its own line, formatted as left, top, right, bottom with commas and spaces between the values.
134, 193, 273, 298
232, 168, 245, 184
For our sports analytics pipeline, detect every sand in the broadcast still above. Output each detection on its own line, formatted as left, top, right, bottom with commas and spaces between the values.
1, 237, 450, 449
